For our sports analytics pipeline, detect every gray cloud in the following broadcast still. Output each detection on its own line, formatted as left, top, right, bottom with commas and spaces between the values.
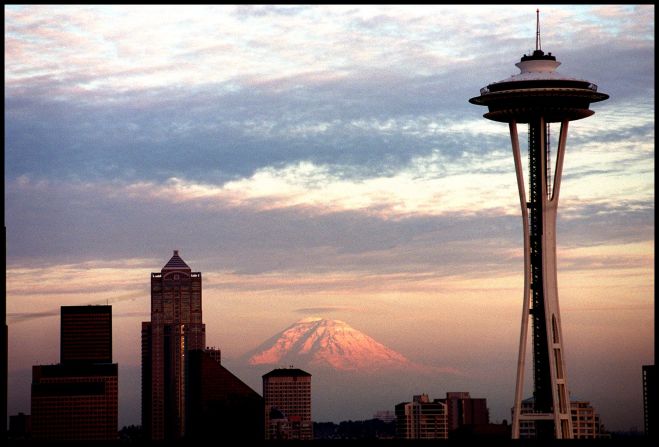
6, 18, 652, 186
294, 307, 356, 315
6, 177, 651, 281
558, 201, 654, 246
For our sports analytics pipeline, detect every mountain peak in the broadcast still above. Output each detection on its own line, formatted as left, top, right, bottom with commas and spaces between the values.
247, 317, 412, 372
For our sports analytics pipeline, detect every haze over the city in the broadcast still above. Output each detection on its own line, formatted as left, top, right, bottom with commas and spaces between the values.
5, 5, 654, 432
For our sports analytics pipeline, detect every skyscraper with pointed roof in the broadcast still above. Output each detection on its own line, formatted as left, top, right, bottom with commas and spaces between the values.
142, 250, 205, 441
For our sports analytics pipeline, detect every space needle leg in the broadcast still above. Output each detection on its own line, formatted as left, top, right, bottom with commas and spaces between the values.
545, 119, 574, 439
509, 121, 532, 439
550, 120, 569, 203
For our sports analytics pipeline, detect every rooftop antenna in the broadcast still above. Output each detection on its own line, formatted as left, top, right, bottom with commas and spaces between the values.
536, 9, 541, 51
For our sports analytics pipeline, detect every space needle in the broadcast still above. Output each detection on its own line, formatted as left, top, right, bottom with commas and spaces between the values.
469, 10, 608, 439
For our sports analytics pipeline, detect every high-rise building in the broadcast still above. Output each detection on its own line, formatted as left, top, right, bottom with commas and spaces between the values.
31, 363, 118, 440
61, 305, 112, 364
31, 305, 118, 441
263, 368, 312, 440
395, 394, 448, 440
142, 250, 205, 441
469, 10, 608, 439
643, 364, 656, 439
186, 348, 264, 440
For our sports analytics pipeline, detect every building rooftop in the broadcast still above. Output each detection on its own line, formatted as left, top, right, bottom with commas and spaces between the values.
162, 249, 191, 271
262, 368, 311, 378
33, 363, 118, 378
61, 305, 111, 314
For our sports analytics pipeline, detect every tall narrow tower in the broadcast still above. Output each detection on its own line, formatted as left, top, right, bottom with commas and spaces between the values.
469, 11, 608, 439
142, 250, 205, 440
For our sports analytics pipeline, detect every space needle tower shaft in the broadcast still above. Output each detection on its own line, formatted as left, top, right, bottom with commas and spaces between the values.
469, 10, 608, 439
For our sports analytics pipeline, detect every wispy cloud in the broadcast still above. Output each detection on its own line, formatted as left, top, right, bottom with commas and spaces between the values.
294, 307, 358, 315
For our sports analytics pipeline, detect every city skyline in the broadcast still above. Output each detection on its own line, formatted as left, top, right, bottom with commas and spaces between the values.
5, 5, 654, 432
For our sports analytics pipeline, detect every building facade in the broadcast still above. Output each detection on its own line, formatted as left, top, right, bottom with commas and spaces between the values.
445, 391, 489, 433
31, 363, 118, 440
142, 250, 205, 440
61, 305, 112, 364
31, 305, 118, 441
395, 394, 448, 440
517, 397, 606, 439
263, 368, 312, 440
571, 400, 604, 439
643, 364, 656, 439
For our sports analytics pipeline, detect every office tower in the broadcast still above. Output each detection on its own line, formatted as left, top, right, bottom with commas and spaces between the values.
61, 305, 112, 364
445, 392, 489, 433
395, 394, 448, 440
517, 397, 606, 439
263, 368, 312, 440
31, 305, 118, 441
469, 11, 608, 439
31, 363, 118, 440
643, 365, 656, 438
142, 250, 205, 441
186, 348, 264, 440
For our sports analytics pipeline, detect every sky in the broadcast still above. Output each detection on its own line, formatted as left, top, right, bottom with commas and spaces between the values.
4, 4, 654, 432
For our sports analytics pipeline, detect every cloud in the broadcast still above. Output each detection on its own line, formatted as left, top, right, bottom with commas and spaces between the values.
5, 5, 652, 196
6, 150, 519, 218
6, 5, 652, 98
294, 307, 357, 315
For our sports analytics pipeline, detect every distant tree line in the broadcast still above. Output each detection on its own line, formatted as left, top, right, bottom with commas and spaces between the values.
314, 419, 395, 440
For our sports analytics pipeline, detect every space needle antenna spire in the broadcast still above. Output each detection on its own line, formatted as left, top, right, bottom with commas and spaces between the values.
536, 9, 541, 51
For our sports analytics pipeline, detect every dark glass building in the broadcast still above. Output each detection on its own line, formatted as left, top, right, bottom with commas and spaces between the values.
445, 391, 489, 433
643, 364, 656, 439
31, 363, 118, 440
31, 305, 118, 440
61, 305, 112, 364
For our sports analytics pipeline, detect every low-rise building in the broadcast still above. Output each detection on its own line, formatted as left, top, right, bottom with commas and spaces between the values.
395, 394, 448, 439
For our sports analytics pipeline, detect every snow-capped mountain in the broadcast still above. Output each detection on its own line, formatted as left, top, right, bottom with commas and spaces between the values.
229, 317, 461, 422
246, 317, 414, 372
